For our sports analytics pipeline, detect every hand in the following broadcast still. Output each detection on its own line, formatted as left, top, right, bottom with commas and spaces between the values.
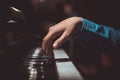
42, 17, 83, 51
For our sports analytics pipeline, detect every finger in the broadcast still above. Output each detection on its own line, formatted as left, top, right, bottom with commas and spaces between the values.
53, 31, 69, 48
49, 26, 54, 31
46, 32, 62, 51
45, 26, 56, 51
42, 27, 58, 50
47, 39, 53, 58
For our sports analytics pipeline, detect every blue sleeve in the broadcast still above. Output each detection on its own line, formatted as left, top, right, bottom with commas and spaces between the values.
75, 18, 120, 52
82, 18, 120, 45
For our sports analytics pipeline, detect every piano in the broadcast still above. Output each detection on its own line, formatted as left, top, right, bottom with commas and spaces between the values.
24, 47, 84, 80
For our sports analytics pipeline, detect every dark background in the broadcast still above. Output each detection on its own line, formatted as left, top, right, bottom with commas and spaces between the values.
0, 0, 120, 80
10, 0, 120, 28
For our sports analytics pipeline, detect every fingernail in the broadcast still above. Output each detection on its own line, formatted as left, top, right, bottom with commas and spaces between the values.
53, 43, 58, 48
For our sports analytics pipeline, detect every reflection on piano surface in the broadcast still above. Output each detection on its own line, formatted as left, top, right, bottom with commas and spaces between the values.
0, 47, 83, 80
23, 48, 84, 80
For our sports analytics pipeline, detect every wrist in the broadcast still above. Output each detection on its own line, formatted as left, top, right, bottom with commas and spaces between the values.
71, 16, 83, 24
72, 17, 83, 35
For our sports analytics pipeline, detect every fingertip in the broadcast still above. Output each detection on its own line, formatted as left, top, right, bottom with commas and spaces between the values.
42, 41, 46, 51
53, 43, 58, 49
41, 46, 45, 50
41, 45, 45, 51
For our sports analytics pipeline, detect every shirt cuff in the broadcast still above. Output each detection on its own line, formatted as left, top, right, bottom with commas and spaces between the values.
81, 18, 110, 39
